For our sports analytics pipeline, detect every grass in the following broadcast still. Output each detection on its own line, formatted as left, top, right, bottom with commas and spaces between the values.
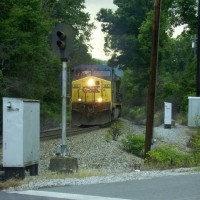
36, 169, 106, 180
0, 169, 106, 190
0, 179, 21, 190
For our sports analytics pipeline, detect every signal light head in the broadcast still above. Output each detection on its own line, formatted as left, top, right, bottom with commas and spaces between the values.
57, 40, 65, 49
57, 31, 66, 40
56, 31, 66, 50
51, 23, 74, 59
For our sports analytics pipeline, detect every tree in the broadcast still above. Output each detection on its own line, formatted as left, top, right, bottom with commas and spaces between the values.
156, 35, 196, 112
97, 0, 152, 69
0, 0, 52, 97
97, 0, 198, 114
0, 0, 95, 131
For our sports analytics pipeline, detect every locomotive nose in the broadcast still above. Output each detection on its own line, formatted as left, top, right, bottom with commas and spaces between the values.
86, 104, 94, 113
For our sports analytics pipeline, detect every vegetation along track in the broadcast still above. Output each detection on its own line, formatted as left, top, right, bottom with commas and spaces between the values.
0, 125, 100, 145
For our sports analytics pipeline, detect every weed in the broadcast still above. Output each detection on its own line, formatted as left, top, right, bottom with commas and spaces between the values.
0, 169, 106, 190
145, 145, 194, 169
105, 121, 124, 141
189, 130, 200, 165
174, 112, 187, 125
121, 133, 145, 157
37, 168, 106, 180
0, 179, 21, 190
122, 106, 146, 125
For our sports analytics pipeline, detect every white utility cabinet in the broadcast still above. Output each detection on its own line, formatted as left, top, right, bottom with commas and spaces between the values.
164, 102, 172, 128
188, 96, 200, 127
3, 97, 40, 169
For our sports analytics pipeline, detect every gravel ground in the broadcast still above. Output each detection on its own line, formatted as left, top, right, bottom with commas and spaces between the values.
39, 119, 145, 175
152, 123, 192, 152
1, 118, 200, 191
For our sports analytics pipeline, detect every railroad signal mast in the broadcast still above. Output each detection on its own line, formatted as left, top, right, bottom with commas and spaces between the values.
51, 23, 74, 157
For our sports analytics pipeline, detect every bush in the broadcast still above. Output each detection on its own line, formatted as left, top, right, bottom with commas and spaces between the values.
104, 121, 124, 141
121, 133, 145, 157
122, 106, 146, 125
154, 110, 164, 127
174, 112, 187, 125
146, 145, 194, 169
189, 130, 200, 165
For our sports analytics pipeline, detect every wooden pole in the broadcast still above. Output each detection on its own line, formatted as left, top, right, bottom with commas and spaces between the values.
144, 0, 161, 158
197, 0, 200, 96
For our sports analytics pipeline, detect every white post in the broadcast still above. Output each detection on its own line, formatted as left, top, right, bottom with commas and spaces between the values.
61, 61, 67, 156
164, 102, 172, 129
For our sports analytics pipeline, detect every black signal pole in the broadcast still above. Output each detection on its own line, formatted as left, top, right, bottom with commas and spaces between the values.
144, 0, 161, 158
197, 0, 200, 96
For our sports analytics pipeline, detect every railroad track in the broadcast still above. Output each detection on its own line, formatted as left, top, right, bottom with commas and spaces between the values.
40, 125, 100, 140
0, 125, 100, 145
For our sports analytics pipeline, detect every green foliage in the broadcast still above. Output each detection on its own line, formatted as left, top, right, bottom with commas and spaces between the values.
155, 35, 196, 113
121, 133, 145, 157
145, 128, 200, 169
166, 0, 197, 34
97, 0, 197, 116
154, 110, 164, 127
0, 0, 94, 129
120, 69, 147, 107
189, 129, 200, 165
104, 132, 113, 142
97, 0, 152, 69
174, 112, 188, 125
105, 121, 124, 141
122, 106, 146, 125
146, 145, 194, 169
0, 0, 198, 130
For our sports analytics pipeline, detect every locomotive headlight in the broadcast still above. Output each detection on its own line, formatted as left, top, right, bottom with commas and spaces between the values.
78, 98, 82, 102
87, 78, 95, 86
97, 97, 103, 102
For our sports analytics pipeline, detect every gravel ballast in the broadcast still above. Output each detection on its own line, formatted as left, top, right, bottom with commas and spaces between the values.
1, 119, 200, 190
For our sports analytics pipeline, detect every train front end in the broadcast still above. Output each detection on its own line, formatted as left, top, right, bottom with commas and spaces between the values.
71, 65, 112, 126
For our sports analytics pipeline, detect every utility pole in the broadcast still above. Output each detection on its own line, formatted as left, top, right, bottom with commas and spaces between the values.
197, 0, 200, 96
144, 0, 161, 158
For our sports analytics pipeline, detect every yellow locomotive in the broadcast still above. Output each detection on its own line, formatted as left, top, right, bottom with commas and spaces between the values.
71, 65, 122, 126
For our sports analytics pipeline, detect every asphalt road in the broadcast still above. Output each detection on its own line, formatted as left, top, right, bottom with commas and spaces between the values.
1, 173, 200, 200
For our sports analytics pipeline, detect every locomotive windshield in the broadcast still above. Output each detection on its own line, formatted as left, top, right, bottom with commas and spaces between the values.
73, 65, 112, 80
93, 70, 110, 77
75, 70, 111, 79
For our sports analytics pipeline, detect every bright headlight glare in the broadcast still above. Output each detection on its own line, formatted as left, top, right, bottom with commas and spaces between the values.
87, 78, 95, 86
78, 98, 82, 102
97, 97, 103, 102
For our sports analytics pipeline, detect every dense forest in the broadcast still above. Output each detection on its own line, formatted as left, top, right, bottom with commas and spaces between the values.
0, 0, 198, 129
97, 0, 197, 123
